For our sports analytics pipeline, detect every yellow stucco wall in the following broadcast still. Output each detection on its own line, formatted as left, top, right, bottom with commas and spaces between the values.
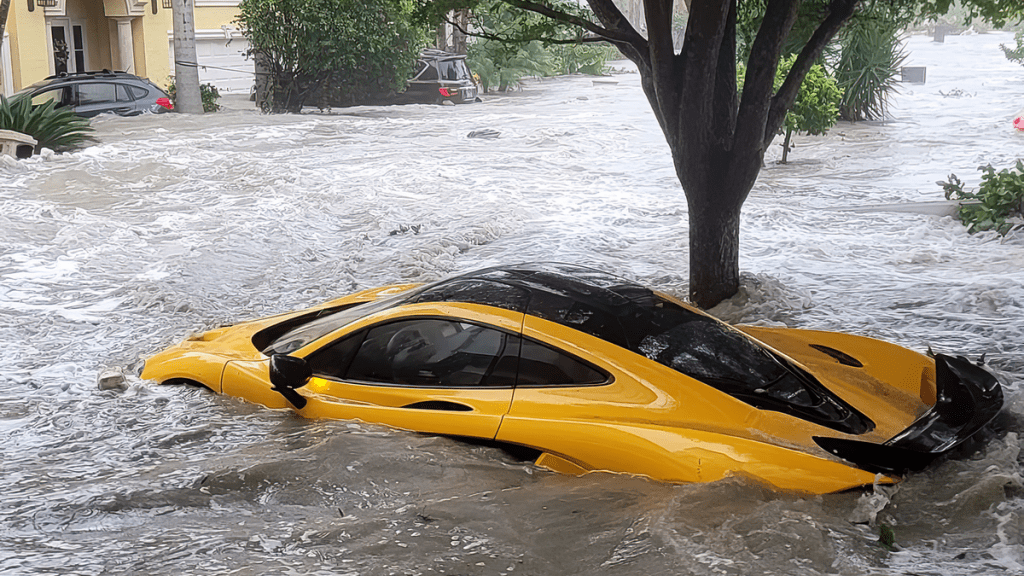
194, 7, 240, 30
138, 9, 173, 88
7, 2, 50, 90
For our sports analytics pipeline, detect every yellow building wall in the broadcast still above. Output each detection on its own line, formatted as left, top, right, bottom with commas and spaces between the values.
7, 2, 49, 90
138, 9, 173, 87
86, 12, 114, 71
194, 7, 241, 30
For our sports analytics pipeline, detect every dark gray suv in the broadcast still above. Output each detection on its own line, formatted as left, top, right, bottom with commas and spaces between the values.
398, 49, 479, 105
13, 71, 174, 117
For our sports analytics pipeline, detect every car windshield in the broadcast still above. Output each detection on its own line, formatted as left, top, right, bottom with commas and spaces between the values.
263, 288, 424, 355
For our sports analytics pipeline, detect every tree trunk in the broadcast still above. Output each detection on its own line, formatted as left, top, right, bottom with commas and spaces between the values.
781, 126, 793, 163
688, 193, 742, 310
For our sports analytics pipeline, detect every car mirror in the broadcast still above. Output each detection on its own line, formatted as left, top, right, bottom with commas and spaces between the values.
269, 354, 311, 409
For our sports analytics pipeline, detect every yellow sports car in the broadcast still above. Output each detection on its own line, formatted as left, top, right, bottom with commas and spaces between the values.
141, 263, 1003, 494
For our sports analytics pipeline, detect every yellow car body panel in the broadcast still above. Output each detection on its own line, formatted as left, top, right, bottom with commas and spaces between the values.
505, 315, 898, 491
141, 264, 1002, 494
504, 420, 888, 494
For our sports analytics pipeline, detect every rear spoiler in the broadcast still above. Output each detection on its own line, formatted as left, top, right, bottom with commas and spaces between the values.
813, 354, 1003, 475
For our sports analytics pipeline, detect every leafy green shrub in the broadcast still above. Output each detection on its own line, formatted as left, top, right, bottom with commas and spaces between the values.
469, 39, 554, 92
737, 55, 842, 163
166, 79, 222, 112
1001, 31, 1024, 66
237, 0, 426, 113
451, 0, 615, 93
940, 160, 1024, 235
776, 55, 842, 163
547, 42, 617, 76
0, 94, 94, 154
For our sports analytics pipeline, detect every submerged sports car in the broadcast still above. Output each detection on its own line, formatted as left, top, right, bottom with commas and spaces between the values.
141, 264, 1003, 493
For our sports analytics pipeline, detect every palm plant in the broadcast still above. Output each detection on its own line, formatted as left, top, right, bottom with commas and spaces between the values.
834, 12, 907, 121
0, 95, 94, 153
468, 39, 554, 92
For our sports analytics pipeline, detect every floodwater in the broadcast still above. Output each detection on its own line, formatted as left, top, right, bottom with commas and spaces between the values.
1, 32, 1022, 575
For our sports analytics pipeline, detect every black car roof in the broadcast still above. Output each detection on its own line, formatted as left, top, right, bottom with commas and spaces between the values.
409, 263, 699, 349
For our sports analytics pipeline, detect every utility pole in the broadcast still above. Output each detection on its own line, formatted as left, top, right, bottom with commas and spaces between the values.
170, 0, 203, 114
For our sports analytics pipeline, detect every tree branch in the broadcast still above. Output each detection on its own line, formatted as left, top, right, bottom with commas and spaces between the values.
585, 0, 650, 65
678, 0, 732, 140
441, 12, 606, 45
764, 0, 859, 146
734, 0, 802, 150
502, 0, 645, 46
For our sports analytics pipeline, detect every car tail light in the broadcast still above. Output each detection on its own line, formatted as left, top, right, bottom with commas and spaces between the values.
156, 97, 174, 110
438, 88, 455, 97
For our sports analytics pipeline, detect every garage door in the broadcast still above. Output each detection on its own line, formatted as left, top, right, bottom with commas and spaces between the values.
168, 29, 252, 94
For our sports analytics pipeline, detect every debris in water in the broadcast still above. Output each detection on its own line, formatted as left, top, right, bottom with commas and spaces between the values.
468, 129, 500, 139
389, 224, 422, 236
878, 524, 897, 551
939, 89, 973, 98
97, 369, 127, 391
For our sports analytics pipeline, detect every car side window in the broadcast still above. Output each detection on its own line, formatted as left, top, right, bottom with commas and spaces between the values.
317, 319, 516, 387
31, 88, 69, 107
516, 338, 607, 386
305, 329, 366, 380
116, 84, 134, 102
411, 61, 429, 80
128, 85, 149, 99
419, 64, 439, 81
78, 83, 116, 105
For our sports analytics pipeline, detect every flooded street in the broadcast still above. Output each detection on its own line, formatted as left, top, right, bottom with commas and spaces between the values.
2, 31, 1023, 575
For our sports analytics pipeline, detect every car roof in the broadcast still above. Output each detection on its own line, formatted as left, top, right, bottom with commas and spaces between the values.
409, 263, 707, 350
419, 48, 468, 62
45, 70, 139, 81
20, 71, 151, 92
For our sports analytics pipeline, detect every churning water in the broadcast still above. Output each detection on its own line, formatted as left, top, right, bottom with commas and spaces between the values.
1, 32, 1022, 575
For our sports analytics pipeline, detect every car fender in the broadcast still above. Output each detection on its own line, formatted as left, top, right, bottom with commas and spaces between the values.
140, 349, 230, 392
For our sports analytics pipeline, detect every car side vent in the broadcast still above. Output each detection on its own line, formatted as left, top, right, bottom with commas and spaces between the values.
809, 344, 863, 368
402, 401, 473, 412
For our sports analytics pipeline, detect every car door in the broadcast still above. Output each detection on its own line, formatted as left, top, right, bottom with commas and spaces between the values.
74, 82, 133, 117
298, 317, 518, 439
495, 317, 685, 476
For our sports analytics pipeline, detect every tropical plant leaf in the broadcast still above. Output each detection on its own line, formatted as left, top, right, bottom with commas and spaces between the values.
0, 94, 94, 153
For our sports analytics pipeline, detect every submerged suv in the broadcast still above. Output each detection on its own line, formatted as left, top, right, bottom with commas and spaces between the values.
13, 71, 174, 117
399, 49, 479, 105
